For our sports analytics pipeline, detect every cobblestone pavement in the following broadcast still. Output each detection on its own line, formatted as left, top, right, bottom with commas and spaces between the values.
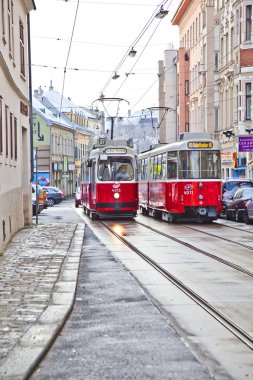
0, 222, 85, 380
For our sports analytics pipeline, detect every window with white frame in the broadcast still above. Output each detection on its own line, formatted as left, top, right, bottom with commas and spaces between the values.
0, 98, 2, 154
245, 83, 252, 120
246, 4, 252, 41
19, 19, 25, 76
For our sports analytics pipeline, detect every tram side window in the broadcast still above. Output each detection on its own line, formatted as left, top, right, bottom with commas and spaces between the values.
200, 151, 221, 179
179, 151, 200, 179
150, 157, 154, 180
153, 155, 159, 179
139, 158, 148, 180
167, 151, 178, 179
98, 162, 111, 181
161, 154, 166, 180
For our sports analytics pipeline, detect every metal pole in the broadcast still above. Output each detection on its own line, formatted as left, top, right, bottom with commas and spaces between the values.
35, 147, 38, 225
111, 117, 115, 140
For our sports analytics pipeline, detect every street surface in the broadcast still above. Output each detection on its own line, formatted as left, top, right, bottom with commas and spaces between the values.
29, 200, 253, 379
29, 200, 212, 380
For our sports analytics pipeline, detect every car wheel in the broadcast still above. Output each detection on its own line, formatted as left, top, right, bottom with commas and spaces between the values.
244, 209, 252, 224
47, 197, 55, 207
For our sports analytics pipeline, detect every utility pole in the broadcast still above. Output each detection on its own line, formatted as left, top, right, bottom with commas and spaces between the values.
92, 97, 129, 140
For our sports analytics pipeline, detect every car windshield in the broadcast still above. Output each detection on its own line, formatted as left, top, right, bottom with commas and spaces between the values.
242, 188, 253, 198
98, 157, 134, 181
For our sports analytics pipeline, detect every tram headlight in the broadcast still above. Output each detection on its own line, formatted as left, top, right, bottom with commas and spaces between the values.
113, 192, 120, 199
198, 194, 204, 200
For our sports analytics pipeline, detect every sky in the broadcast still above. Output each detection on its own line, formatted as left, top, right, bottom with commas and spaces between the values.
30, 0, 180, 116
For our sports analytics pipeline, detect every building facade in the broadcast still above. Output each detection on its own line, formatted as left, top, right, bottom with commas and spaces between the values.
215, 0, 253, 179
0, 0, 35, 252
158, 49, 178, 143
170, 0, 253, 180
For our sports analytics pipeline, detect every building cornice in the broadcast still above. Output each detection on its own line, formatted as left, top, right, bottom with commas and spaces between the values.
171, 0, 192, 25
0, 52, 29, 103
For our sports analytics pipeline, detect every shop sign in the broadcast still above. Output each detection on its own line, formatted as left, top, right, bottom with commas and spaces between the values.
238, 136, 253, 152
221, 151, 234, 163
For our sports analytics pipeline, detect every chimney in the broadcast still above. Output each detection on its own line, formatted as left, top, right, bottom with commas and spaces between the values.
49, 80, 53, 91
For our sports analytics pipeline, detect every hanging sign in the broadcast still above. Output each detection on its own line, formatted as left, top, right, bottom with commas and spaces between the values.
238, 136, 253, 152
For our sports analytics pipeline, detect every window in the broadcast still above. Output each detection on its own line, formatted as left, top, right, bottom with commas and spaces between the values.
214, 52, 219, 70
11, 1, 14, 60
10, 112, 13, 158
167, 151, 177, 179
138, 158, 148, 181
245, 82, 252, 120
98, 157, 134, 181
246, 5, 252, 41
0, 98, 2, 154
7, 0, 11, 54
178, 150, 221, 179
14, 117, 17, 159
19, 20, 25, 76
185, 80, 189, 95
5, 105, 8, 157
1, 0, 5, 41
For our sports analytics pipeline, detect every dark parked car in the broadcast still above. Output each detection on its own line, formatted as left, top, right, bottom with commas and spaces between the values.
221, 179, 253, 216
43, 186, 64, 206
225, 187, 253, 222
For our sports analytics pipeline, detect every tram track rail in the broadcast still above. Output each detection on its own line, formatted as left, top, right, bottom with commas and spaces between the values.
135, 220, 253, 278
100, 219, 253, 351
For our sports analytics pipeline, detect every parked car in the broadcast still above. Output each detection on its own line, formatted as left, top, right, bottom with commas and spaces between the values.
221, 179, 253, 216
43, 186, 64, 206
32, 184, 45, 216
73, 190, 81, 208
225, 187, 253, 222
244, 196, 253, 224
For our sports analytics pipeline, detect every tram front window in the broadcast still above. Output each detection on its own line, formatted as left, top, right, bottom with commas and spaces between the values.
179, 151, 221, 179
98, 158, 134, 181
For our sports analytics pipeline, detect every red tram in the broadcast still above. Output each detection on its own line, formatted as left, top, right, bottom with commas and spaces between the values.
138, 133, 222, 222
81, 138, 138, 219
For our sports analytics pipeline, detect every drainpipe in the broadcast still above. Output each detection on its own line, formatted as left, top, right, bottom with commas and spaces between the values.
27, 13, 34, 182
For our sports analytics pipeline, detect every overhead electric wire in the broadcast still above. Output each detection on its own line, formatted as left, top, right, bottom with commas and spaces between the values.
100, 0, 168, 95
59, 0, 80, 113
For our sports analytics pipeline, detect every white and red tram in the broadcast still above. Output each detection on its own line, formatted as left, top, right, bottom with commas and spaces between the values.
138, 133, 222, 222
81, 138, 138, 219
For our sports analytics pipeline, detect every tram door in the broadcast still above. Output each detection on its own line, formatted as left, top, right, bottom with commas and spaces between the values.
91, 159, 97, 207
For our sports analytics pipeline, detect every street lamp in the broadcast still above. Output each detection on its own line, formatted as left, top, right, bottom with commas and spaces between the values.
129, 47, 137, 57
155, 6, 169, 19
112, 72, 120, 80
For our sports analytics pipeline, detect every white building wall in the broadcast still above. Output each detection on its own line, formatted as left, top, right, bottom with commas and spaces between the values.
0, 1, 35, 252
159, 49, 177, 143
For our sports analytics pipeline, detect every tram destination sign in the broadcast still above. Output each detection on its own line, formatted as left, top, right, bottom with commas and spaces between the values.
187, 141, 213, 149
238, 136, 253, 152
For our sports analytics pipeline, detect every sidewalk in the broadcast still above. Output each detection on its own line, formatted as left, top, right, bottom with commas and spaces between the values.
0, 221, 85, 380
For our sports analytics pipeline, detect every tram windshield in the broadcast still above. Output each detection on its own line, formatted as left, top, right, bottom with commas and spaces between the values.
98, 157, 134, 181
178, 150, 221, 179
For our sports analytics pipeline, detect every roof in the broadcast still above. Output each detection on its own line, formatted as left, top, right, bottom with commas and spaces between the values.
33, 94, 94, 136
171, 0, 192, 26
32, 96, 74, 129
43, 89, 95, 119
